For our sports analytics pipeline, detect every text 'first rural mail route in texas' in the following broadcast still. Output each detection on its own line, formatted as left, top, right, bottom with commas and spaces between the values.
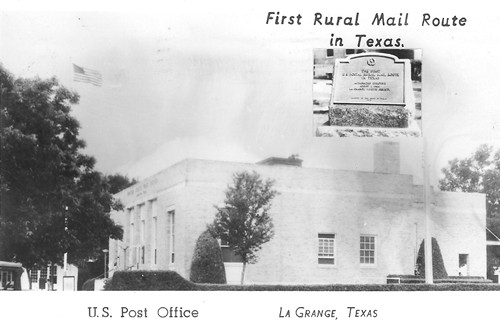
265, 12, 467, 27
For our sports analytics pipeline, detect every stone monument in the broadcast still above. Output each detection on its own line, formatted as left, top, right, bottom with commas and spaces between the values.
316, 52, 421, 137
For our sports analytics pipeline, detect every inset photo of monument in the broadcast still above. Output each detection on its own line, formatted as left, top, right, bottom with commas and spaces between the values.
313, 49, 422, 137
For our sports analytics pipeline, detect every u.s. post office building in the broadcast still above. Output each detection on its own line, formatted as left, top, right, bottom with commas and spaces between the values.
108, 142, 486, 284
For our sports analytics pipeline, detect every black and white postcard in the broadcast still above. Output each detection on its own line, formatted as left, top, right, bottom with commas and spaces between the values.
1, 1, 499, 319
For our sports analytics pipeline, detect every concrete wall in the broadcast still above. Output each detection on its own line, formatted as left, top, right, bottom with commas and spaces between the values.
433, 191, 487, 277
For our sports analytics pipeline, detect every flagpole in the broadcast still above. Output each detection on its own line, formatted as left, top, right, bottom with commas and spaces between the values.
64, 206, 69, 277
423, 137, 433, 284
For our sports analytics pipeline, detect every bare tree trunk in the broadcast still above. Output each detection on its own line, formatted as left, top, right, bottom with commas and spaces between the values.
240, 262, 246, 285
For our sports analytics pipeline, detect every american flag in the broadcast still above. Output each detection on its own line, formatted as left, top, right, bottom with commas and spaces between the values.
73, 64, 102, 86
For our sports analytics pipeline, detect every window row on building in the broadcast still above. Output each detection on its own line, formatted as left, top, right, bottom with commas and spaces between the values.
318, 234, 376, 266
27, 266, 58, 289
220, 233, 377, 267
116, 200, 176, 270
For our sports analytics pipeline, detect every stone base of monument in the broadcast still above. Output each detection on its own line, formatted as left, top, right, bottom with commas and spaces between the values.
316, 121, 421, 138
329, 104, 409, 128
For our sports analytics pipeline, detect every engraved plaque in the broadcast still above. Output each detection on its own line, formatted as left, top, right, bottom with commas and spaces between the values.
333, 53, 406, 105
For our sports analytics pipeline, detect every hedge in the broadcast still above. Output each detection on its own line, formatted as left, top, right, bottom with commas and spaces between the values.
387, 274, 493, 284
105, 271, 197, 290
105, 270, 500, 291
82, 278, 95, 291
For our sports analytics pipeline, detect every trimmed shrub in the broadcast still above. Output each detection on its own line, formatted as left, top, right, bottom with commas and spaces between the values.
103, 277, 112, 291
487, 245, 500, 282
105, 270, 196, 291
82, 278, 95, 291
190, 230, 226, 284
415, 237, 448, 278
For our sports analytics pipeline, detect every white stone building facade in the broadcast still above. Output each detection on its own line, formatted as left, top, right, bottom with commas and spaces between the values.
108, 142, 486, 284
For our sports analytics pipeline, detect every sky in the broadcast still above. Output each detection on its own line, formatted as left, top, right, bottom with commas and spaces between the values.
2, 2, 500, 186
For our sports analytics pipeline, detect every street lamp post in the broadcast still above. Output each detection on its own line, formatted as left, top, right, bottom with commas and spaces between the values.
102, 249, 109, 278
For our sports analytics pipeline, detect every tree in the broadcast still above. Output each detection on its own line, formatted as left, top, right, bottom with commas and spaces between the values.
439, 144, 500, 236
77, 173, 135, 287
190, 230, 226, 284
105, 174, 137, 194
415, 237, 448, 279
208, 171, 278, 284
0, 64, 125, 270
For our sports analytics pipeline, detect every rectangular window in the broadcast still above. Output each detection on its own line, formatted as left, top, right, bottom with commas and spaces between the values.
123, 247, 128, 269
151, 200, 158, 266
50, 265, 57, 284
360, 235, 376, 265
139, 204, 146, 245
135, 246, 140, 269
130, 221, 135, 267
219, 235, 243, 263
30, 269, 38, 283
140, 220, 145, 247
169, 210, 175, 264
326, 49, 334, 57
152, 216, 158, 265
40, 266, 48, 280
1, 271, 13, 289
128, 207, 135, 247
127, 208, 133, 243
318, 233, 335, 265
130, 222, 135, 245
